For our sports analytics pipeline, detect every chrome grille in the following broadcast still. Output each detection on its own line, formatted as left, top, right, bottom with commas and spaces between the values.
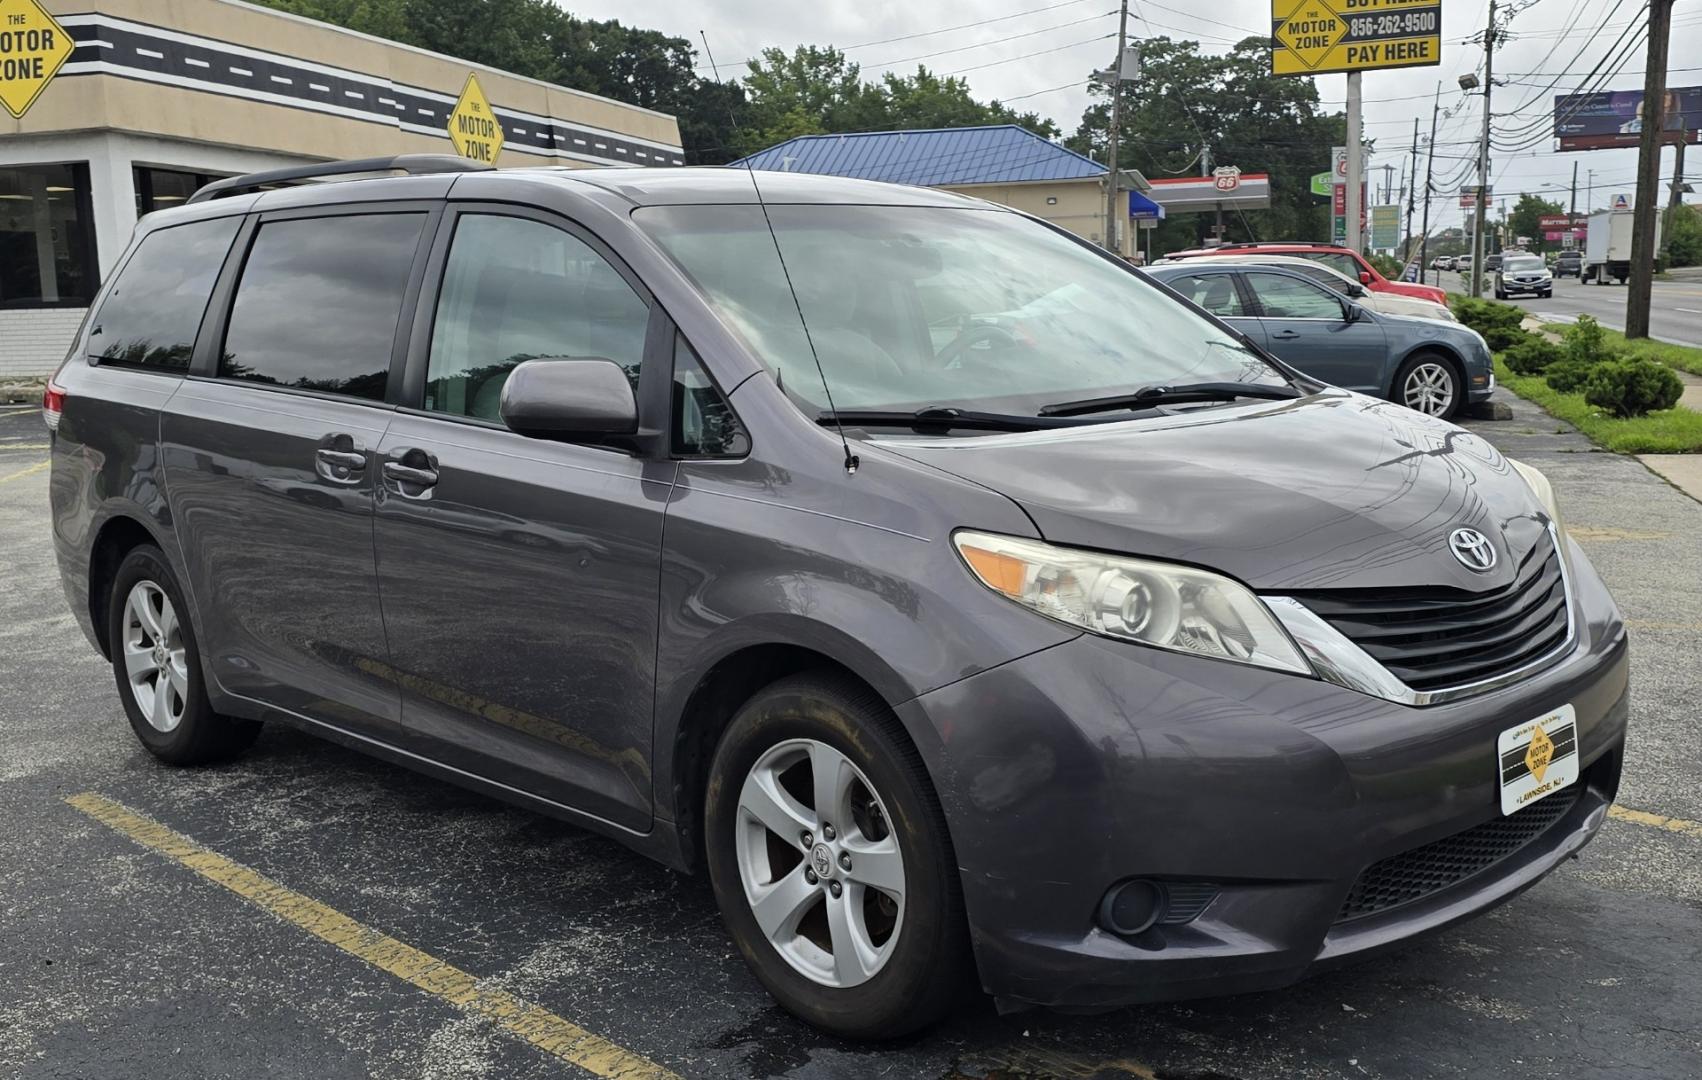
1291, 537, 1569, 693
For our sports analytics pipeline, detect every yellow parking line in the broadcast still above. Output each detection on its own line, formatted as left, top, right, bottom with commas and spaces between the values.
66, 792, 678, 1080
0, 442, 50, 451
1608, 804, 1702, 840
0, 459, 49, 484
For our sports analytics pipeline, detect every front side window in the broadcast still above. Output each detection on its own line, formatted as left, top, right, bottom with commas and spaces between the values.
1245, 272, 1346, 320
220, 213, 425, 400
424, 214, 649, 421
89, 216, 241, 371
1166, 272, 1245, 317
636, 204, 1281, 417
0, 162, 97, 307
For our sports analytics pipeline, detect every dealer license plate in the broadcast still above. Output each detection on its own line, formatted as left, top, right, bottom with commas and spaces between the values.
1497, 705, 1580, 816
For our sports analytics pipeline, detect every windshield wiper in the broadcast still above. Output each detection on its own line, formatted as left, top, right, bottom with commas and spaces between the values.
1038, 381, 1302, 418
816, 406, 1108, 433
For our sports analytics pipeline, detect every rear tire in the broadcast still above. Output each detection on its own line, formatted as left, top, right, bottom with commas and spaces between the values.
107, 545, 260, 765
704, 673, 972, 1039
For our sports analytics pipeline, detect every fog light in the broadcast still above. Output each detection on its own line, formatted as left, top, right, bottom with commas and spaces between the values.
1099, 879, 1165, 935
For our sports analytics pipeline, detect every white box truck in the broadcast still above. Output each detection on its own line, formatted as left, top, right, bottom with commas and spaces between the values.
1583, 209, 1660, 285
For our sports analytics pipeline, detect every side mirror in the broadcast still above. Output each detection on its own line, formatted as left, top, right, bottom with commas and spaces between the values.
1347, 282, 1368, 298
1343, 302, 1362, 323
1358, 271, 1372, 285
499, 357, 638, 441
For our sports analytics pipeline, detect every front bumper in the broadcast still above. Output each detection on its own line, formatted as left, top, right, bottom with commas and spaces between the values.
901, 538, 1628, 1010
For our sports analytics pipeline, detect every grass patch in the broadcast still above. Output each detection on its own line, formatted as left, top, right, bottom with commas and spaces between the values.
1595, 328, 1702, 378
1494, 357, 1702, 453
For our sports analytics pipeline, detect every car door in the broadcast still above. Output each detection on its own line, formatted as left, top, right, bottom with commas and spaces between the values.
1242, 270, 1387, 394
371, 206, 674, 832
1159, 268, 1266, 349
160, 205, 437, 739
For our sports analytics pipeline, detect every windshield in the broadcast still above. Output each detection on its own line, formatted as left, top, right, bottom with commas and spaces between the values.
1503, 256, 1545, 272
635, 204, 1282, 416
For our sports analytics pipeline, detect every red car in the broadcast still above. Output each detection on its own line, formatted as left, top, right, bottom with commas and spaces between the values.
1163, 242, 1448, 306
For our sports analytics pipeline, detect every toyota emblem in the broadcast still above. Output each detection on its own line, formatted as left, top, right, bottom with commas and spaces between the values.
1448, 527, 1498, 572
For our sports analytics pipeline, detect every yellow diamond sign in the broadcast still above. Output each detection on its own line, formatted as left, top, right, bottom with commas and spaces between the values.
1524, 724, 1555, 783
1274, 0, 1347, 71
0, 0, 74, 119
447, 73, 503, 165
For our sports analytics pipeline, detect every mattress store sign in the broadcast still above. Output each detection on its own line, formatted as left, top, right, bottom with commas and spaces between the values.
0, 0, 74, 119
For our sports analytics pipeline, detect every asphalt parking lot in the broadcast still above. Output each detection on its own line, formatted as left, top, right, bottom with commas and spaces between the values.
3, 394, 1701, 1080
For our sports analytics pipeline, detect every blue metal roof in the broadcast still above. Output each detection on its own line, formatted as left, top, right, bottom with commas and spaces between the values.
732, 125, 1106, 187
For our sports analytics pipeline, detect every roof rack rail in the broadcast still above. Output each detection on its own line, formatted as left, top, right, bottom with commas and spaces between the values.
187, 154, 493, 205
1214, 240, 1339, 250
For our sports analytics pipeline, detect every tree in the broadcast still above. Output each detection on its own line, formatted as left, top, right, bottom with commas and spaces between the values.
1507, 193, 1565, 253
1665, 203, 1702, 267
1066, 37, 1344, 252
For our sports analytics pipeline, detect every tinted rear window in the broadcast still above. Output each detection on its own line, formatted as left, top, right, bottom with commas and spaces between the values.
220, 213, 425, 400
88, 216, 242, 371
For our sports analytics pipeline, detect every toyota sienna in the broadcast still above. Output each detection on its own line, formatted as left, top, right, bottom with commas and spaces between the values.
47, 157, 1629, 1039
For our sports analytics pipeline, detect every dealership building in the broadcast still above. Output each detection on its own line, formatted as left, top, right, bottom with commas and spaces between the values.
0, 0, 685, 378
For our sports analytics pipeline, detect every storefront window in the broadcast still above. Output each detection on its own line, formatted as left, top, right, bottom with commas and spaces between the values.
135, 167, 225, 217
0, 163, 97, 308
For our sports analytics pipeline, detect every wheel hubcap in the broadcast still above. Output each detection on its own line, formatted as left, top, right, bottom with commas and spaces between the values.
735, 738, 905, 988
1403, 362, 1455, 416
121, 581, 188, 733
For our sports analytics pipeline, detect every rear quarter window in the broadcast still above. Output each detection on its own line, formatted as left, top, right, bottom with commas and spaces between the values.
87, 216, 242, 371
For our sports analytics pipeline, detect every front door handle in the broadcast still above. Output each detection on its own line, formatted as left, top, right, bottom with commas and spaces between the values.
1271, 330, 1302, 340
382, 461, 439, 487
316, 449, 368, 470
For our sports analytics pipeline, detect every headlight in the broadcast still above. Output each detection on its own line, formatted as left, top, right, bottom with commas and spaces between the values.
1508, 458, 1563, 534
954, 531, 1310, 674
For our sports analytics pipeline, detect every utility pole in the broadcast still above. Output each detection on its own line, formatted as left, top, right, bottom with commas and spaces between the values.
1103, 0, 1131, 255
1627, 0, 1675, 339
1470, 0, 1496, 299
1569, 161, 1578, 216
1346, 71, 1364, 254
1663, 129, 1688, 260
1420, 84, 1440, 284
1404, 116, 1419, 263
1587, 168, 1595, 212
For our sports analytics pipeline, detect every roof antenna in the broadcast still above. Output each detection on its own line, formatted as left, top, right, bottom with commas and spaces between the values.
700, 31, 859, 475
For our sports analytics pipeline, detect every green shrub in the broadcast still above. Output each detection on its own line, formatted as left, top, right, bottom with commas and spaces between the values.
1504, 337, 1562, 375
1544, 357, 1598, 393
1582, 358, 1685, 417
1450, 296, 1524, 336
1561, 314, 1614, 366
1483, 324, 1532, 353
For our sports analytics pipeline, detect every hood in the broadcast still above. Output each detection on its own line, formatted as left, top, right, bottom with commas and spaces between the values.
1382, 280, 1449, 304
878, 390, 1550, 593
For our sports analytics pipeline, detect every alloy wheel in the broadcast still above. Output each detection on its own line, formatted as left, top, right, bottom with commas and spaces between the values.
121, 581, 188, 733
734, 738, 906, 988
1402, 362, 1456, 417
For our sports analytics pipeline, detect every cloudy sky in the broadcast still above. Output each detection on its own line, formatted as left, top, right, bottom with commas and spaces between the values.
558, 0, 1702, 233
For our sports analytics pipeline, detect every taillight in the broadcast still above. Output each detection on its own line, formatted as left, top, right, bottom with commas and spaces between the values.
42, 378, 66, 432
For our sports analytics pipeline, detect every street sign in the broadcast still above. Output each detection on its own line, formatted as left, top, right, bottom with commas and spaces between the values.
1271, 0, 1442, 77
0, 0, 74, 119
1458, 184, 1491, 208
1311, 171, 1332, 196
1371, 204, 1400, 250
447, 74, 504, 164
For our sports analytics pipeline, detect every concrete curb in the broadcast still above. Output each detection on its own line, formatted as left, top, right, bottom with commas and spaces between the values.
0, 381, 46, 405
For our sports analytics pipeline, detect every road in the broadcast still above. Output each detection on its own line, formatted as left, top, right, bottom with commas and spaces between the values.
2, 397, 1701, 1079
1420, 272, 1702, 347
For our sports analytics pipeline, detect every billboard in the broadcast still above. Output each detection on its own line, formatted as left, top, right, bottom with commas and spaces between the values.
1271, 0, 1442, 77
1554, 87, 1702, 150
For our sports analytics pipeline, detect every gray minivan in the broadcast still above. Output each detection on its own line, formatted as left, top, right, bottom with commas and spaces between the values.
48, 157, 1629, 1039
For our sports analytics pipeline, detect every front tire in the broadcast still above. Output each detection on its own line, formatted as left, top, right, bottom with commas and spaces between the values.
1395, 352, 1462, 419
108, 546, 260, 765
704, 673, 971, 1039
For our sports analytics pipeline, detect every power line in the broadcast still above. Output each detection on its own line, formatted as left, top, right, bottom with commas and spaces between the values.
856, 11, 1116, 74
